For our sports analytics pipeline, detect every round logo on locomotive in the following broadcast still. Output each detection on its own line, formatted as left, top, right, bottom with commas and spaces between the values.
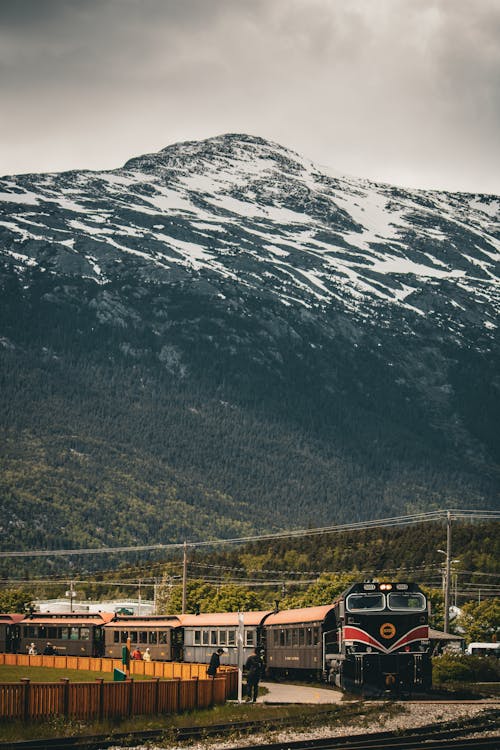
379, 622, 396, 639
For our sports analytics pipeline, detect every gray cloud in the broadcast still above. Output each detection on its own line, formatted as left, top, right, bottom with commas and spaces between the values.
1, 0, 499, 193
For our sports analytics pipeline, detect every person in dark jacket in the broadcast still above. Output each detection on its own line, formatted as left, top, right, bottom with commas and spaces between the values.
207, 647, 224, 677
244, 648, 263, 702
43, 642, 55, 655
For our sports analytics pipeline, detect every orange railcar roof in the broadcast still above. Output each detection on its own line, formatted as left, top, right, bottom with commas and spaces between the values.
22, 612, 115, 626
0, 614, 25, 623
264, 605, 335, 625
178, 611, 273, 627
104, 618, 182, 628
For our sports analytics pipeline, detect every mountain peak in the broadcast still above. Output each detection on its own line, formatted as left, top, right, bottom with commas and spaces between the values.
122, 132, 316, 177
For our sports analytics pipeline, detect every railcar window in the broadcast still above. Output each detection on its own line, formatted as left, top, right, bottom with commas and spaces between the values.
130, 632, 138, 643
48, 627, 59, 639
273, 630, 279, 646
313, 627, 320, 645
159, 631, 168, 644
306, 628, 313, 646
80, 628, 90, 641
121, 631, 128, 643
149, 632, 157, 644
219, 631, 227, 645
245, 630, 254, 646
61, 628, 69, 640
113, 631, 119, 644
279, 629, 285, 647
346, 593, 385, 611
299, 629, 305, 646
210, 630, 217, 646
194, 630, 201, 645
387, 592, 426, 611
202, 631, 209, 645
228, 630, 236, 646
24, 626, 38, 638
292, 629, 298, 646
139, 631, 148, 644
70, 627, 79, 640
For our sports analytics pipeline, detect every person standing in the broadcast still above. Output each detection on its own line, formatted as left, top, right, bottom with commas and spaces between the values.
207, 647, 224, 677
245, 648, 263, 702
143, 647, 151, 662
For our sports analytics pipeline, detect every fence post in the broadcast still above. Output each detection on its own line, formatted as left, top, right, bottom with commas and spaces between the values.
176, 677, 182, 712
20, 678, 30, 722
211, 676, 215, 707
96, 678, 104, 721
154, 677, 160, 714
128, 678, 134, 717
60, 678, 70, 717
193, 676, 198, 710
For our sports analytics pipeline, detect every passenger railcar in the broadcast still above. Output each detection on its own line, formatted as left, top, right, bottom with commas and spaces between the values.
264, 605, 336, 679
325, 581, 432, 693
104, 616, 183, 661
19, 612, 113, 656
179, 611, 271, 666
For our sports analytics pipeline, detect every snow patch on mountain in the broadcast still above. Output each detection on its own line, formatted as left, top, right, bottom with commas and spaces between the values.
0, 133, 498, 346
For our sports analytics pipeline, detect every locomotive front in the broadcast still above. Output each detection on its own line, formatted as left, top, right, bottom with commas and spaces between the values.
325, 582, 432, 694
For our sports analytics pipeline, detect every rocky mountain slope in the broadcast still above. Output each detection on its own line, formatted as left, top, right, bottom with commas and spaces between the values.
0, 134, 498, 560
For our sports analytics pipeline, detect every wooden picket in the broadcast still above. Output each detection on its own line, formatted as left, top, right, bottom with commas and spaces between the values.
0, 651, 236, 721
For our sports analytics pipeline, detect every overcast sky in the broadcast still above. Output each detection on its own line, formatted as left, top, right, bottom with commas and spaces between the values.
1, 0, 499, 193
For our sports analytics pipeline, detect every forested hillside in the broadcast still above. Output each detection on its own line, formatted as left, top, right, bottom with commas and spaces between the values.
1, 342, 496, 575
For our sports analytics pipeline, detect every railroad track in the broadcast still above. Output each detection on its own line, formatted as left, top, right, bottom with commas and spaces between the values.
226, 718, 500, 750
1, 709, 498, 750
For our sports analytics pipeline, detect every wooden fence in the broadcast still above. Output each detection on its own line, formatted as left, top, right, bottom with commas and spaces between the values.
0, 654, 238, 721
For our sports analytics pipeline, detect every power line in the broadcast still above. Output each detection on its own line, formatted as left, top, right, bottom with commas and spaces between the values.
0, 508, 498, 559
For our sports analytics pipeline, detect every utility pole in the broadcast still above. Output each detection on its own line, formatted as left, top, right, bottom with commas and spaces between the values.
182, 541, 188, 614
444, 511, 452, 633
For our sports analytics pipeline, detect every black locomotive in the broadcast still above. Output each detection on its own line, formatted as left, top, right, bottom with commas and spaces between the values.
324, 581, 432, 693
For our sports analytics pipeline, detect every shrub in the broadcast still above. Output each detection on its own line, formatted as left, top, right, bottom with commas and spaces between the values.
433, 654, 500, 683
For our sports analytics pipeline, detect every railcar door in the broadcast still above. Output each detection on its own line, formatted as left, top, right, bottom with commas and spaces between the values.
171, 627, 183, 661
6, 624, 21, 653
93, 626, 105, 657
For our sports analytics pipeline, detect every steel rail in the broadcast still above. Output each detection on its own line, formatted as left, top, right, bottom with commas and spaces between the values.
0, 709, 497, 750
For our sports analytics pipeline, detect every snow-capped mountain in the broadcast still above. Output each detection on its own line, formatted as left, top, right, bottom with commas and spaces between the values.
0, 135, 498, 557
1, 133, 498, 345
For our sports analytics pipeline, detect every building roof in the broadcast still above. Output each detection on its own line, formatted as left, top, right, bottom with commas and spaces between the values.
429, 628, 464, 642
264, 605, 335, 625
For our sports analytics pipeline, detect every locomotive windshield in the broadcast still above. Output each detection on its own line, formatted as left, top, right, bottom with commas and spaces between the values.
346, 593, 384, 611
387, 592, 426, 611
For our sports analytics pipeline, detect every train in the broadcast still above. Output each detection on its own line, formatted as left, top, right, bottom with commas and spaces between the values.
0, 581, 432, 693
